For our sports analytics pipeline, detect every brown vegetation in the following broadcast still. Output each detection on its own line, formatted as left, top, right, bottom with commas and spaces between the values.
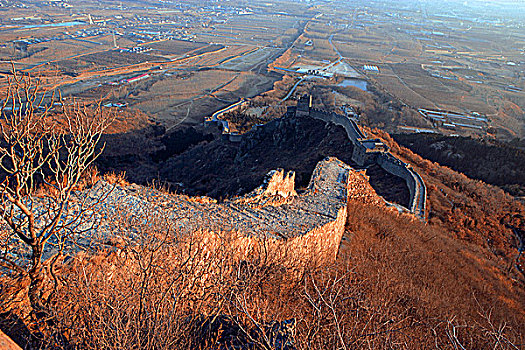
0, 67, 523, 350
369, 127, 525, 282
393, 133, 525, 197
1, 114, 523, 348
2, 185, 523, 349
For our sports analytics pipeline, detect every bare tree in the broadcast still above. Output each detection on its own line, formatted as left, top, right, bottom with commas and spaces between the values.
0, 69, 113, 312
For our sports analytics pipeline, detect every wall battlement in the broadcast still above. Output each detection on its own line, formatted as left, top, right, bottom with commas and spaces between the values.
202, 94, 427, 220
6, 158, 378, 267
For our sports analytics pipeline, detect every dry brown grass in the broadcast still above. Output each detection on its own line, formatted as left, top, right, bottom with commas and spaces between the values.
102, 171, 129, 187
344, 201, 525, 337
1, 194, 523, 349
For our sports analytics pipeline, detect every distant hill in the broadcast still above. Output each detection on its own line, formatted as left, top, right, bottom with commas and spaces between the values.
393, 133, 525, 197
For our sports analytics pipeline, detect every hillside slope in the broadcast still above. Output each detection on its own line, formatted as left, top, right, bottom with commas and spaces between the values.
393, 133, 525, 197
1, 118, 524, 349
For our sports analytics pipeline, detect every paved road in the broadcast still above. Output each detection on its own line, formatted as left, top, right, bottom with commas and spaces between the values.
211, 98, 246, 121
328, 34, 343, 60
281, 76, 307, 102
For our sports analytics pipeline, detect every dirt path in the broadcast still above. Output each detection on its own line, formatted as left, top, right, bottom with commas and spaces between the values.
166, 99, 194, 131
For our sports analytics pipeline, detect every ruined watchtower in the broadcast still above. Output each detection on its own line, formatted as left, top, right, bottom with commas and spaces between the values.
351, 138, 390, 166
296, 94, 312, 117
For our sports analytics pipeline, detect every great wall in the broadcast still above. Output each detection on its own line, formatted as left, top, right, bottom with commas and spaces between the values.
62, 157, 384, 262
300, 98, 427, 220
205, 95, 427, 220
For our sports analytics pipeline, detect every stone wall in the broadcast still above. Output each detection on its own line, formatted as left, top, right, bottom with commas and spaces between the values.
208, 158, 353, 263
288, 205, 347, 262
256, 169, 297, 199
378, 154, 416, 207
224, 161, 379, 263
204, 97, 425, 220
309, 109, 367, 142
375, 153, 426, 218
305, 106, 427, 220
69, 158, 356, 263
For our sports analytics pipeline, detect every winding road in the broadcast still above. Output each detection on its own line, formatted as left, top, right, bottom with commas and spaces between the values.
281, 76, 307, 102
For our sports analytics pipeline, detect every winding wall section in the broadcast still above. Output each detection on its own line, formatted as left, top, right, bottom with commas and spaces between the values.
203, 97, 427, 220
307, 108, 427, 220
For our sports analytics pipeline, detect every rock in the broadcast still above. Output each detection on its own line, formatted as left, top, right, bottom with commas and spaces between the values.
0, 330, 22, 350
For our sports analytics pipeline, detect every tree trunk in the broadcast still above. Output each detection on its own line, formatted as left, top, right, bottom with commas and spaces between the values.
28, 244, 45, 313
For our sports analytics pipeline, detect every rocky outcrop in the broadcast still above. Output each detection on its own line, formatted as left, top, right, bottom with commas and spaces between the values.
237, 168, 297, 204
